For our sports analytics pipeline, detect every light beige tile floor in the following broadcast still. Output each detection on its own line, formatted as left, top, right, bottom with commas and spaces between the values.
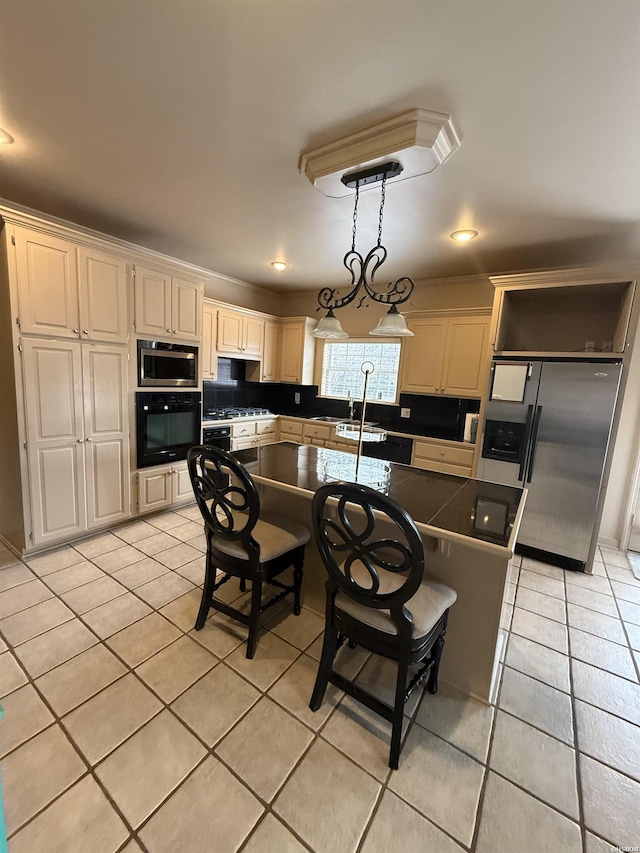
2, 518, 640, 852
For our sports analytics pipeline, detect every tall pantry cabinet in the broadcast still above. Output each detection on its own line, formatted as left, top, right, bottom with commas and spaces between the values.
0, 216, 130, 554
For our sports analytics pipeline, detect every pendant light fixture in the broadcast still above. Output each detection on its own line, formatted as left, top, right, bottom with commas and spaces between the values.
311, 161, 414, 339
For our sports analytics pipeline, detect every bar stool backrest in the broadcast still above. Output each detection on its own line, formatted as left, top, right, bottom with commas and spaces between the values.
312, 481, 425, 613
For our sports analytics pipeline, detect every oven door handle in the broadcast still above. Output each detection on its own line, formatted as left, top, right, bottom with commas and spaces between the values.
517, 405, 535, 482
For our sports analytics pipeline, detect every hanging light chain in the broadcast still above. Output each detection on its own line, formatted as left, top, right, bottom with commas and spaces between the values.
377, 174, 387, 248
351, 181, 360, 253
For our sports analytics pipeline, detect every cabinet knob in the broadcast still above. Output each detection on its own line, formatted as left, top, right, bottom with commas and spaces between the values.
82, 329, 89, 335
172, 330, 177, 335
440, 450, 445, 456
77, 438, 83, 443
73, 328, 79, 335
86, 437, 93, 442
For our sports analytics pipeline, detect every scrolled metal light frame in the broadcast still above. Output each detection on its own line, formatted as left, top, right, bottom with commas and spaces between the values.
315, 160, 415, 316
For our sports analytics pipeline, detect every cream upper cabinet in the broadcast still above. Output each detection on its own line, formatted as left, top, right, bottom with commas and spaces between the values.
399, 317, 448, 394
201, 301, 218, 380
400, 311, 491, 398
134, 265, 202, 341
261, 320, 280, 381
243, 315, 264, 356
14, 228, 128, 343
172, 277, 202, 341
77, 246, 128, 343
15, 229, 80, 338
217, 308, 264, 358
22, 338, 129, 547
279, 317, 316, 384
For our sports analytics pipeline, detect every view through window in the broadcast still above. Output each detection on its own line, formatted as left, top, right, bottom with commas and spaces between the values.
320, 341, 401, 402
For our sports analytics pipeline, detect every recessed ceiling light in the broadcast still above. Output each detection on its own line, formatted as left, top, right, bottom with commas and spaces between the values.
271, 261, 288, 271
450, 229, 478, 243
0, 128, 14, 144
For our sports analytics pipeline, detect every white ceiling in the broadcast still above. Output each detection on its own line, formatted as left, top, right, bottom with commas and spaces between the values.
0, 0, 638, 293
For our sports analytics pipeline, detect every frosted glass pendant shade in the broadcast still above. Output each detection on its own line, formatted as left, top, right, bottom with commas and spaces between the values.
369, 306, 413, 336
311, 309, 349, 339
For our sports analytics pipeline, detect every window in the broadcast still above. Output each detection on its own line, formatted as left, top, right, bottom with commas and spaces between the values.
320, 341, 401, 403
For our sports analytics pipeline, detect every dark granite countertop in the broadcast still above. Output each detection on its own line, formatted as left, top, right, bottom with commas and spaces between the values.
233, 441, 525, 553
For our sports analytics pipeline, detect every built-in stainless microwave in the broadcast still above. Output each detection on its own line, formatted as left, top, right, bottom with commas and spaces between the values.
138, 340, 198, 387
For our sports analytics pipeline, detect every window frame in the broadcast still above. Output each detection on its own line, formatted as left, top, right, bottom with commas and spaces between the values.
317, 337, 403, 405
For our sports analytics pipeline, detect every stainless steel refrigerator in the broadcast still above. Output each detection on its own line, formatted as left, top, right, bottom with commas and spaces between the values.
478, 360, 622, 570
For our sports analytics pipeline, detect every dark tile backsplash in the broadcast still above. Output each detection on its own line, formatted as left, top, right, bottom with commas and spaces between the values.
204, 374, 480, 441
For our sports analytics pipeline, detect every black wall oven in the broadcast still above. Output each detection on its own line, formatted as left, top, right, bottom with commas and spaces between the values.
136, 391, 201, 468
138, 340, 198, 387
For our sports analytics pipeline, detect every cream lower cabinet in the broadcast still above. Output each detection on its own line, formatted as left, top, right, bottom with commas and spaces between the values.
230, 419, 278, 450
22, 338, 129, 547
412, 439, 474, 476
400, 310, 491, 397
137, 462, 193, 514
302, 422, 331, 446
278, 418, 303, 441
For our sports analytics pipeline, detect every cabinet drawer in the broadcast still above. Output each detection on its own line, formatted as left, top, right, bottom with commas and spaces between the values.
232, 436, 255, 451
279, 420, 303, 438
256, 418, 277, 436
303, 423, 331, 442
232, 421, 257, 438
412, 457, 472, 477
413, 440, 474, 468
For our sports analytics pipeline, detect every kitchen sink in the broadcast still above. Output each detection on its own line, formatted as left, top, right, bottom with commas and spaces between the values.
311, 416, 377, 426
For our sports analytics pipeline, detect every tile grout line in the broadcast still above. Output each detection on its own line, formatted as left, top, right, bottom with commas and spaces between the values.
2, 533, 638, 851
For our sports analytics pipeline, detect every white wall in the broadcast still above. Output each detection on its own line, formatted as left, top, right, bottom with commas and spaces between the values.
600, 310, 640, 547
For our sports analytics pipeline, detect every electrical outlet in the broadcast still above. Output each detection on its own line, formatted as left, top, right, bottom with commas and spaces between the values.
400, 407, 411, 418
294, 392, 300, 405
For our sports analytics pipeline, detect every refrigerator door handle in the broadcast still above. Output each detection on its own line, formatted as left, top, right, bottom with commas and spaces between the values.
518, 404, 535, 482
526, 405, 543, 483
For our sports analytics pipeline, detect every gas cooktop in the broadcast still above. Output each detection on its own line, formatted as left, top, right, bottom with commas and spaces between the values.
203, 407, 273, 421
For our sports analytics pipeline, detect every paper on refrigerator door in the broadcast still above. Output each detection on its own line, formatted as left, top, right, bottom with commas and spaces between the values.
491, 363, 529, 403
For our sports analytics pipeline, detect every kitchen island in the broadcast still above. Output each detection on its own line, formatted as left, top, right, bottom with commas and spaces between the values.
233, 441, 526, 703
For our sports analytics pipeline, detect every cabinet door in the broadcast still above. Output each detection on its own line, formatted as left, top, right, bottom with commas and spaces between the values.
399, 318, 447, 393
280, 323, 304, 383
22, 339, 86, 545
242, 316, 264, 357
77, 247, 128, 343
217, 309, 244, 354
202, 303, 218, 379
15, 228, 80, 338
261, 321, 280, 381
134, 265, 172, 338
442, 317, 490, 397
171, 277, 202, 341
171, 464, 193, 504
138, 467, 172, 513
83, 345, 130, 529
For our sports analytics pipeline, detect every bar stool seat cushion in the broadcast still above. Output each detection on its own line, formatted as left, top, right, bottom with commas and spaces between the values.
336, 573, 457, 638
211, 511, 311, 562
